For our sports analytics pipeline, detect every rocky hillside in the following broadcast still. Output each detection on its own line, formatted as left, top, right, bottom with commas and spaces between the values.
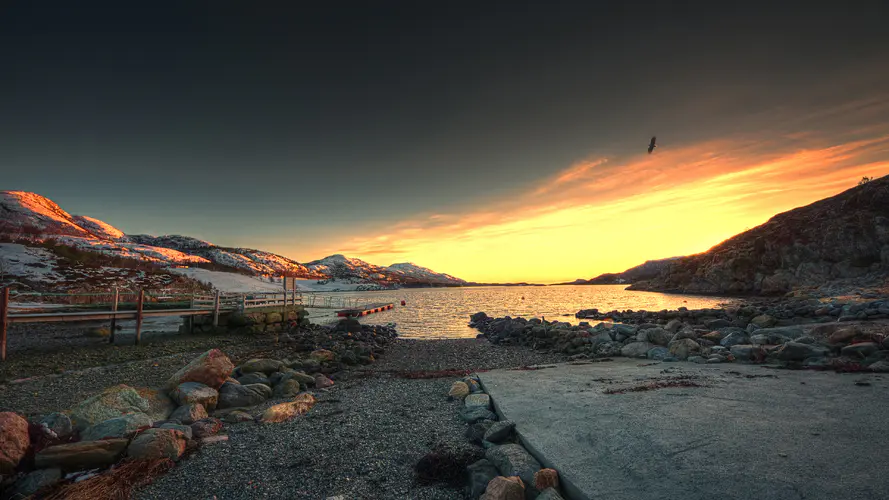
628, 176, 889, 295
563, 257, 681, 285
0, 191, 466, 289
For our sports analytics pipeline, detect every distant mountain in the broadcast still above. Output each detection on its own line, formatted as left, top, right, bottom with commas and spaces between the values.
0, 191, 466, 289
628, 175, 889, 295
560, 257, 682, 285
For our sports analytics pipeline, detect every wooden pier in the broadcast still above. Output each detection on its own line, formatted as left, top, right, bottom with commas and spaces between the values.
336, 302, 394, 317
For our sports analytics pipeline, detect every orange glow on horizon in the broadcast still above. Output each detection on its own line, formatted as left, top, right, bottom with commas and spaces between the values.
294, 125, 889, 284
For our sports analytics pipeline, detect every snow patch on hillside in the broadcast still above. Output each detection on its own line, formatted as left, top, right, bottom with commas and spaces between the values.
0, 243, 63, 282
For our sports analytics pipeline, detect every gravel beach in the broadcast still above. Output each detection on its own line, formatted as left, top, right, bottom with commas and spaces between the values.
135, 338, 566, 500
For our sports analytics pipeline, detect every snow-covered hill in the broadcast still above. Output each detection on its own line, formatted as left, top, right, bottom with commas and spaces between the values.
0, 191, 466, 289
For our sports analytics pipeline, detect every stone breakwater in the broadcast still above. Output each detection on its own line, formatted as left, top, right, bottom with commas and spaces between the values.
0, 319, 396, 499
575, 296, 889, 325
469, 305, 889, 370
443, 375, 565, 500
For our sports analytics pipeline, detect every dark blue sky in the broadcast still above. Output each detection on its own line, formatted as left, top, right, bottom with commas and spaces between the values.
2, 2, 888, 262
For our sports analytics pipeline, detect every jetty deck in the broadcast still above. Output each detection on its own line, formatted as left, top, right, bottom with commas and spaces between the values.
336, 302, 394, 317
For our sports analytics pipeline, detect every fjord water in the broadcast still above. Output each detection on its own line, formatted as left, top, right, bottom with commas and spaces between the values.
307, 285, 739, 339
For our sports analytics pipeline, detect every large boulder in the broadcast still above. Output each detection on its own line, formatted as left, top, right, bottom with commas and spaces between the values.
621, 342, 655, 358
127, 428, 187, 461
730, 345, 766, 362
449, 381, 470, 400
465, 394, 492, 410
170, 382, 219, 410
239, 359, 284, 375
34, 439, 128, 471
828, 326, 863, 344
80, 412, 153, 441
665, 319, 684, 333
484, 421, 516, 444
534, 469, 560, 491
841, 342, 881, 359
260, 394, 316, 423
467, 420, 496, 445
272, 379, 303, 399
775, 342, 830, 361
169, 403, 209, 425
158, 423, 193, 440
750, 314, 777, 328
165, 349, 234, 390
281, 371, 315, 387
217, 383, 272, 409
310, 349, 336, 362
668, 339, 701, 360
69, 384, 150, 431
637, 328, 671, 346
467, 459, 500, 499
485, 444, 541, 497
5, 468, 62, 498
461, 407, 497, 424
481, 476, 525, 500
314, 374, 335, 389
0, 412, 30, 475
720, 331, 750, 348
236, 372, 271, 386
136, 388, 177, 422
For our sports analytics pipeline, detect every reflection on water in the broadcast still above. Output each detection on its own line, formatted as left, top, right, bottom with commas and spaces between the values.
305, 285, 738, 339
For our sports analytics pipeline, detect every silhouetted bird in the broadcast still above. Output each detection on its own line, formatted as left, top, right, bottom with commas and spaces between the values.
648, 136, 657, 154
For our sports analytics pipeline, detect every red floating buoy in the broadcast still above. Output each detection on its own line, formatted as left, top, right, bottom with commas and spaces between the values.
401, 300, 406, 306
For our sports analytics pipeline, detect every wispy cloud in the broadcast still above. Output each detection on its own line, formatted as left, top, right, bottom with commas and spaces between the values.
315, 102, 889, 283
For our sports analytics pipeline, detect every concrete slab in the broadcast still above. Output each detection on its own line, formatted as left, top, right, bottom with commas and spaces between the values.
479, 359, 889, 500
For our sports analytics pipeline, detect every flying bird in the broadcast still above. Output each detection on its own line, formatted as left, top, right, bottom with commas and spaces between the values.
648, 136, 657, 154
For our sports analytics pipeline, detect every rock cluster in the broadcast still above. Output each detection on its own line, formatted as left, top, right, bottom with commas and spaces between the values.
471, 308, 889, 370
0, 318, 394, 498
448, 376, 565, 500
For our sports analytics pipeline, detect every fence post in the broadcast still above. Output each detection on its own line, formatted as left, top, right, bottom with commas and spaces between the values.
213, 290, 220, 327
109, 288, 119, 344
135, 289, 144, 345
241, 294, 247, 312
0, 287, 8, 362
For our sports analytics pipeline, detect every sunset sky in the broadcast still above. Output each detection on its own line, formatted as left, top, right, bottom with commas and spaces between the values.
2, 3, 889, 283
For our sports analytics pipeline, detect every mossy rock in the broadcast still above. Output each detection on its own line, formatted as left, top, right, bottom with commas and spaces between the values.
265, 312, 283, 324
246, 313, 267, 325
249, 324, 266, 334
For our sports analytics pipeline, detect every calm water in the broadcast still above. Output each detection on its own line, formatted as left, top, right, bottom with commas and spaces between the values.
305, 285, 739, 339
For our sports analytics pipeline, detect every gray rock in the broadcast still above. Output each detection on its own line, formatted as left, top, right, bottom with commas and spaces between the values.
665, 319, 683, 333
706, 318, 732, 329
621, 342, 655, 358
37, 412, 73, 439
730, 344, 764, 362
484, 420, 516, 444
159, 422, 193, 440
34, 439, 128, 471
776, 342, 830, 361
637, 328, 671, 346
466, 459, 500, 499
236, 372, 271, 386
80, 412, 153, 441
460, 406, 497, 424
281, 371, 316, 387
668, 338, 700, 360
6, 468, 62, 498
751, 314, 777, 328
793, 335, 818, 344
869, 360, 889, 372
466, 419, 495, 444
464, 393, 491, 410
217, 383, 273, 409
170, 382, 219, 411
190, 417, 223, 438
841, 342, 880, 359
169, 403, 208, 425
647, 346, 670, 360
720, 331, 750, 347
273, 379, 304, 399
239, 358, 285, 375
486, 444, 542, 497
687, 356, 706, 364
